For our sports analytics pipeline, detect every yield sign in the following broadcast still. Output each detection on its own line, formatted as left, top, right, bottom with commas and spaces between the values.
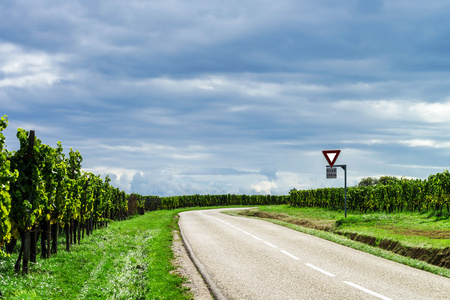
322, 150, 341, 168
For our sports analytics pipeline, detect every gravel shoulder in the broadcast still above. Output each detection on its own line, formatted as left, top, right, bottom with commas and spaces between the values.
172, 230, 212, 300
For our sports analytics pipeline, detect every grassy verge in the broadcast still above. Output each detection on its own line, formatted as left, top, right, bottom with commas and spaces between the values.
226, 205, 450, 278
0, 209, 191, 300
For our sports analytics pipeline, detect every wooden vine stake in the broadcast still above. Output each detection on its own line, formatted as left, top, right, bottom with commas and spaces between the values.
22, 130, 35, 274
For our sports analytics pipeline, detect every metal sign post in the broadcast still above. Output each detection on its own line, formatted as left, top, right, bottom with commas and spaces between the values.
329, 164, 347, 219
323, 150, 347, 218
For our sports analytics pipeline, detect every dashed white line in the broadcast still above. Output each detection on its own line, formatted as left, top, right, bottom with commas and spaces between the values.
197, 211, 395, 300
344, 281, 392, 300
305, 263, 335, 277
280, 250, 300, 260
263, 241, 278, 249
250, 235, 262, 241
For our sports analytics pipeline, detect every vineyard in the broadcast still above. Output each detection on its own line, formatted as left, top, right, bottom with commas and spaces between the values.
289, 174, 450, 214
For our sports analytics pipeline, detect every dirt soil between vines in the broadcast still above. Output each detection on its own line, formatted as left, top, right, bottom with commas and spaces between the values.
241, 210, 450, 269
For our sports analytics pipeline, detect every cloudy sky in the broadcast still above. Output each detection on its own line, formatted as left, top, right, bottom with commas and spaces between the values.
2, 0, 450, 196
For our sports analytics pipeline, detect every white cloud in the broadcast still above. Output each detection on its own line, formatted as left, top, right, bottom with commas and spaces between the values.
84, 166, 143, 191
229, 105, 252, 112
400, 139, 450, 149
334, 99, 450, 125
251, 180, 278, 194
0, 42, 68, 88
135, 75, 282, 98
100, 142, 211, 161
409, 102, 450, 123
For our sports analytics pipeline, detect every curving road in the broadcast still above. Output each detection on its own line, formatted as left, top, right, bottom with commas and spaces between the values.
179, 208, 450, 300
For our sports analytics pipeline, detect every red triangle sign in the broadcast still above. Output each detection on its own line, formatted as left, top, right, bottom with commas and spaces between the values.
322, 150, 341, 168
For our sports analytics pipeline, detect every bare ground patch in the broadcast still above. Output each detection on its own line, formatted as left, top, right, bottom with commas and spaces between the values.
381, 226, 450, 239
242, 210, 335, 231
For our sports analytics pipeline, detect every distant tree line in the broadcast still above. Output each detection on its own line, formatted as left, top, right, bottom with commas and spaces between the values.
357, 176, 401, 187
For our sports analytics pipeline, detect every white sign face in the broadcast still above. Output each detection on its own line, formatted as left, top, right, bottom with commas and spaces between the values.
326, 167, 337, 179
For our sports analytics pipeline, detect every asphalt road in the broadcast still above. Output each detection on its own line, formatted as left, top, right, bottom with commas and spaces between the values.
179, 208, 450, 300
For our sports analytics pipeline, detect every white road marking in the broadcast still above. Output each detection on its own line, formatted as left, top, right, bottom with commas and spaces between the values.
280, 250, 300, 260
344, 281, 392, 300
250, 235, 262, 241
305, 263, 335, 277
263, 241, 278, 248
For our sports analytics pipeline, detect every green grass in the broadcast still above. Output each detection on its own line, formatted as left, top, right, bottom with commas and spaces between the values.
0, 210, 192, 300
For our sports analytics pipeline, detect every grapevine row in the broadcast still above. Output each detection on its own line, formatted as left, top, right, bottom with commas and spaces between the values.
127, 194, 288, 211
0, 116, 129, 275
289, 174, 450, 213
